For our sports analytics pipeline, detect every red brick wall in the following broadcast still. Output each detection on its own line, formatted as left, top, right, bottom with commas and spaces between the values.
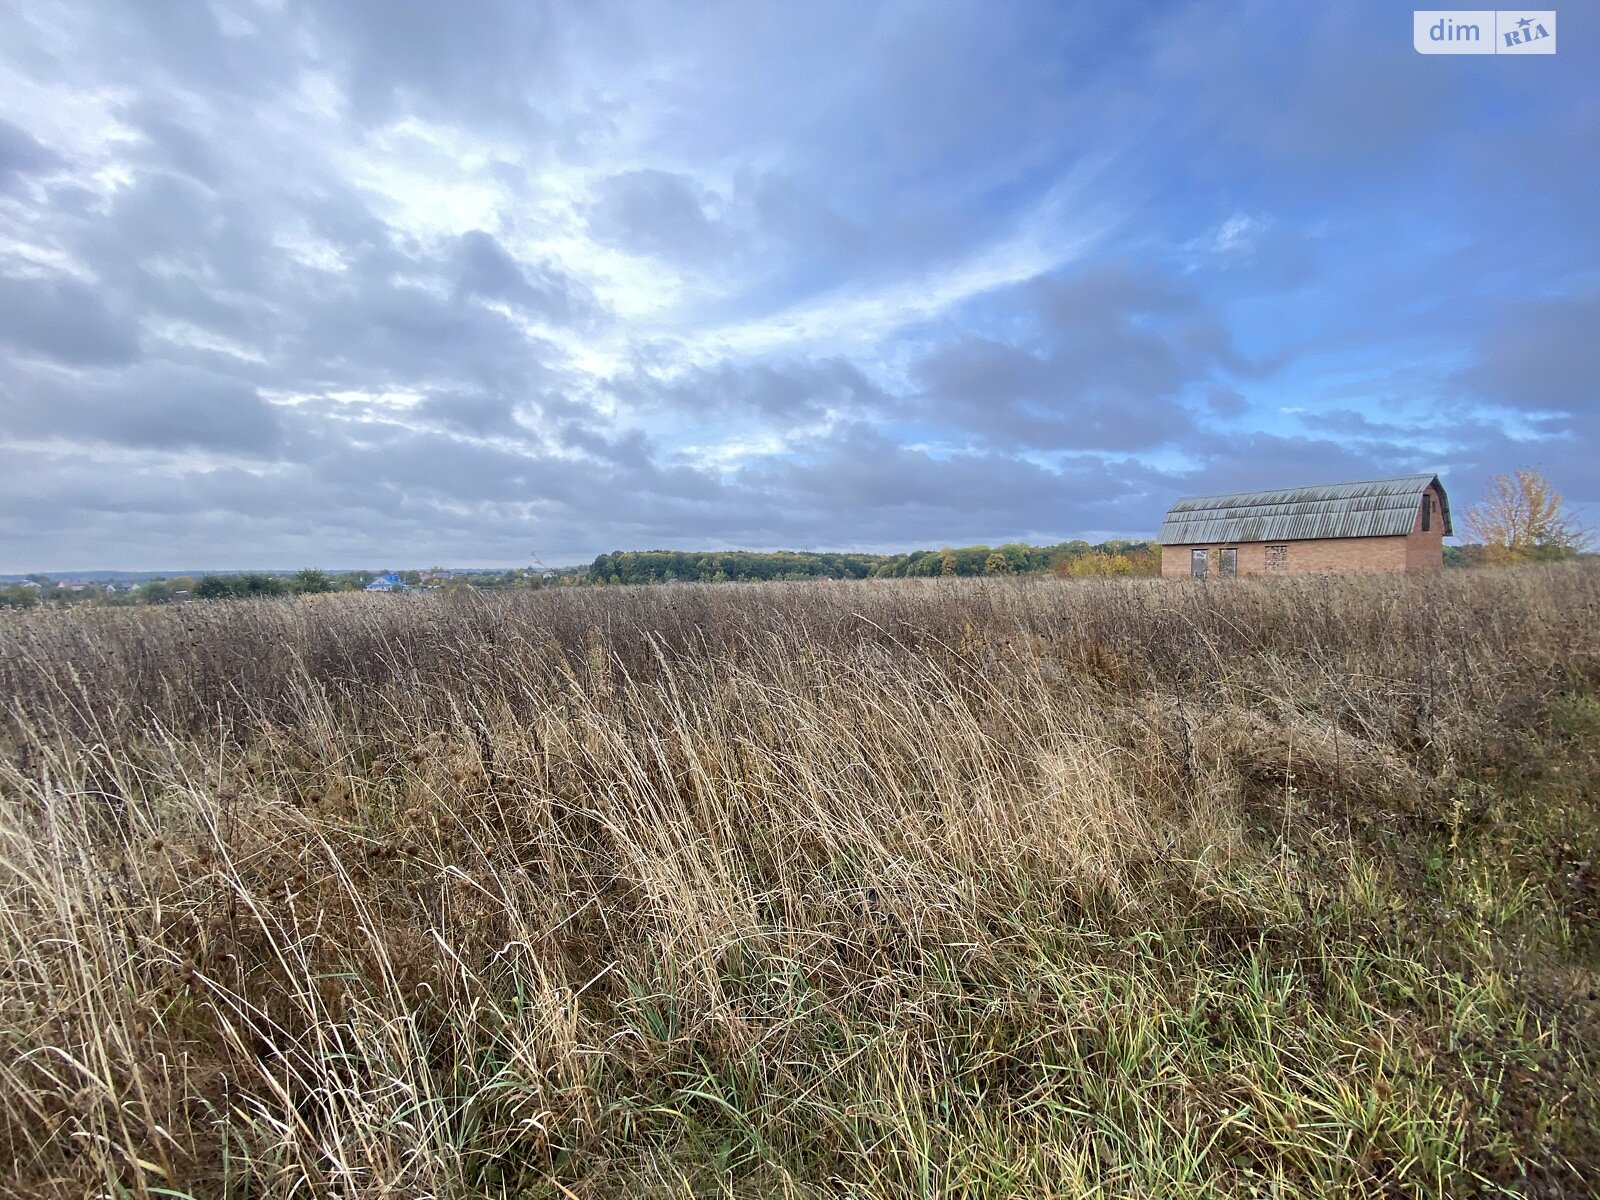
1404, 484, 1445, 573
1162, 536, 1412, 578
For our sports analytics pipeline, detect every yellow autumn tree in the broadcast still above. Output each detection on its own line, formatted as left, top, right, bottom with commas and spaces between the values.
1465, 468, 1588, 563
1123, 547, 1162, 576
1067, 553, 1133, 578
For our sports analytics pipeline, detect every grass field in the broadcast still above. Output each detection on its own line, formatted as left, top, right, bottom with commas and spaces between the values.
2, 567, 1598, 1198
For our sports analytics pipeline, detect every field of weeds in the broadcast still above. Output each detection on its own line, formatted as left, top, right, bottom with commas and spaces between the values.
2, 566, 1599, 1198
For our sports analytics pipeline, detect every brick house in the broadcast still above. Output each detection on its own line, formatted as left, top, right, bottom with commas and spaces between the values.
1157, 474, 1451, 579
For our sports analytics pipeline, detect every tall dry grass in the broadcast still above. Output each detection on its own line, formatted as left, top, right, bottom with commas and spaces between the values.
1, 567, 1598, 1197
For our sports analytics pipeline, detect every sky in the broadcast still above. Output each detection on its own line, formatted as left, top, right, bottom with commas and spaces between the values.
0, 1, 1596, 571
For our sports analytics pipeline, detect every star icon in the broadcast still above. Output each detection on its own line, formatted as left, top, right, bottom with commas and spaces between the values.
1517, 16, 1533, 29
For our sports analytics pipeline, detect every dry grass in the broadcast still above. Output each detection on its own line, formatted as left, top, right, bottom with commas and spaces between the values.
1, 567, 1598, 1198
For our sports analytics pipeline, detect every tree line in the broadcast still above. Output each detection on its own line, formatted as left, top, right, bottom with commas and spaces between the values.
0, 568, 547, 609
584, 541, 1162, 585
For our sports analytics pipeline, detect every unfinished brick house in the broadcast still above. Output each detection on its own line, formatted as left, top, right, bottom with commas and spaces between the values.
1158, 474, 1451, 579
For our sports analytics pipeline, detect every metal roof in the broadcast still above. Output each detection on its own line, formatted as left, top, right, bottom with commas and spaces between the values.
1157, 474, 1451, 545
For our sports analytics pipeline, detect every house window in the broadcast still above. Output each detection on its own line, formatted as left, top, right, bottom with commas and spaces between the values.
1220, 547, 1237, 577
1421, 495, 1432, 532
1265, 544, 1288, 571
1191, 549, 1208, 579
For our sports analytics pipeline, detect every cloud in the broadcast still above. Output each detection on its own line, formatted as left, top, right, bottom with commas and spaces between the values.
1, 362, 282, 454
119, 98, 224, 186
0, 117, 60, 187
451, 228, 588, 316
733, 425, 1171, 546
1205, 387, 1248, 418
1172, 431, 1420, 500
907, 265, 1256, 451
1183, 211, 1316, 288
453, 230, 599, 325
413, 389, 529, 439
299, 0, 583, 130
587, 169, 725, 262
1459, 291, 1600, 415
0, 274, 141, 366
0, 0, 1594, 569
616, 356, 884, 426
1144, 3, 1462, 191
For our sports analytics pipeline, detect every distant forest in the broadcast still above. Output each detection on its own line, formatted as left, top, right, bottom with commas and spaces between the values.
584, 540, 1161, 584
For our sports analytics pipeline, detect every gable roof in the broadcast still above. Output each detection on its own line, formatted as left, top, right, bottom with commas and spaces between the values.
1157, 474, 1451, 545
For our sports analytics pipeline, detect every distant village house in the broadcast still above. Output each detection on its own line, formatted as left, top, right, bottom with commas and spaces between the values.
1158, 474, 1450, 578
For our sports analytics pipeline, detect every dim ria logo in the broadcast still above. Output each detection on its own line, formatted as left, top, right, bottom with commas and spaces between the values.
1414, 10, 1556, 53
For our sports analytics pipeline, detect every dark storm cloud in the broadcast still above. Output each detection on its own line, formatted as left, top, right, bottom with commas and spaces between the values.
0, 274, 141, 366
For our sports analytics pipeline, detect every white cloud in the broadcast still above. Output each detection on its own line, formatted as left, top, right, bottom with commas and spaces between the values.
680, 171, 1115, 362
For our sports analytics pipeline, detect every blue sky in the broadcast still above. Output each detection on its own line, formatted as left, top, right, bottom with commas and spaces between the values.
0, 1, 1595, 570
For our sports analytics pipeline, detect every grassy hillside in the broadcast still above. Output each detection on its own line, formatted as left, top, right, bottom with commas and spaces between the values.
1, 568, 1598, 1197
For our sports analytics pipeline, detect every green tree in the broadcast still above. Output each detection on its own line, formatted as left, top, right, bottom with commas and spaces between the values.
238, 574, 283, 597
292, 568, 334, 594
